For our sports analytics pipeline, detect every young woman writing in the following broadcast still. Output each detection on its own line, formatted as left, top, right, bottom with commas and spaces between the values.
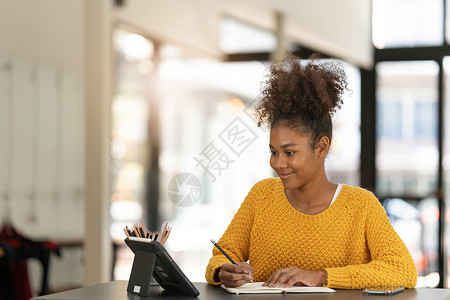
205, 54, 417, 289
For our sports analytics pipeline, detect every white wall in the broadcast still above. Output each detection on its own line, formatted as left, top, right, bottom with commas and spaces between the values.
0, 0, 86, 293
0, 1, 84, 72
0, 54, 84, 238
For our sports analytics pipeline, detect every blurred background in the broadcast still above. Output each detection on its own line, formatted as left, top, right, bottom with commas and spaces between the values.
1, 0, 450, 297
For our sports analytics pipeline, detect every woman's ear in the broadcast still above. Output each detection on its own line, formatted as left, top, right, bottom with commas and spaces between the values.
316, 136, 330, 158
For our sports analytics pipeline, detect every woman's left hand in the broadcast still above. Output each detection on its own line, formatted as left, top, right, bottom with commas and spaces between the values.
262, 267, 327, 288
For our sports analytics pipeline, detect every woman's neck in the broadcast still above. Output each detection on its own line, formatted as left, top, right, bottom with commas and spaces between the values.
285, 179, 337, 215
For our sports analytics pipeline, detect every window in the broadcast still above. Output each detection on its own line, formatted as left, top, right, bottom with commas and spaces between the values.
375, 61, 440, 287
110, 28, 156, 279
158, 48, 273, 280
373, 0, 444, 48
372, 0, 450, 287
383, 197, 440, 287
376, 61, 439, 197
442, 57, 450, 287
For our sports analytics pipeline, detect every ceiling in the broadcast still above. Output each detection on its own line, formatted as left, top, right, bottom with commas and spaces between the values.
114, 0, 373, 68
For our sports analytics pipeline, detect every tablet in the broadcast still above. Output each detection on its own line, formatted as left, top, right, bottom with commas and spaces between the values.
125, 237, 199, 297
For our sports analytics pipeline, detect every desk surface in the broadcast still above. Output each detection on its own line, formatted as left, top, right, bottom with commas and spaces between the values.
32, 280, 450, 300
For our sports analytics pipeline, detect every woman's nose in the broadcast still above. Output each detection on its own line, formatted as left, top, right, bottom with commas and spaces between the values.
271, 155, 287, 169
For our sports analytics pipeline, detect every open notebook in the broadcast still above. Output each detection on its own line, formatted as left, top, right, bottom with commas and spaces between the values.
221, 282, 335, 294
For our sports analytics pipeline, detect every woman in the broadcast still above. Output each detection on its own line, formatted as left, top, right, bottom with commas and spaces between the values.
205, 54, 417, 289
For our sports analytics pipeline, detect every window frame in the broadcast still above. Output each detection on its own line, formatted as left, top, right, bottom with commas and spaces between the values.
367, 0, 449, 287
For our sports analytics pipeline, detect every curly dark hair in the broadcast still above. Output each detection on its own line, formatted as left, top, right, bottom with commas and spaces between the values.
255, 53, 347, 149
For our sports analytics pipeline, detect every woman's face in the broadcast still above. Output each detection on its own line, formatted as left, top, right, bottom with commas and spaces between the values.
269, 125, 324, 190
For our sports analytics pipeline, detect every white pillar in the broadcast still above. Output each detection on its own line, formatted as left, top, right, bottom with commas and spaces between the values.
83, 0, 112, 286
271, 11, 287, 62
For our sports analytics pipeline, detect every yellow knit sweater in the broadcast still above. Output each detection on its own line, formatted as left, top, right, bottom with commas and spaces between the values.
205, 178, 417, 289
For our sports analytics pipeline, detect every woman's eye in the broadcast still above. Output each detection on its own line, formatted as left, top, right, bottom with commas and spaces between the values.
286, 151, 294, 156
270, 150, 277, 155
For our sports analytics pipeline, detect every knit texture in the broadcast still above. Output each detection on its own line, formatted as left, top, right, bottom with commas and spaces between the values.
205, 178, 417, 289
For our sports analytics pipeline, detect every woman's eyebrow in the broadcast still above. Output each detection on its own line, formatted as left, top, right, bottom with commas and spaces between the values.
269, 143, 300, 148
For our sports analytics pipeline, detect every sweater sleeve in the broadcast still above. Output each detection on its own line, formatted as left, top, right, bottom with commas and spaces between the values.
205, 180, 265, 285
325, 193, 418, 289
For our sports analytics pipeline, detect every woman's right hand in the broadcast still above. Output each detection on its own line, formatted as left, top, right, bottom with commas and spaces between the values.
218, 262, 254, 287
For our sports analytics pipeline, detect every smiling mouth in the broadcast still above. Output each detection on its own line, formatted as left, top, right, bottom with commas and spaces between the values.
277, 172, 294, 180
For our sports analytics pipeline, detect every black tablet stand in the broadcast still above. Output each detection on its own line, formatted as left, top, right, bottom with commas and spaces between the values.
125, 237, 200, 297
127, 248, 157, 296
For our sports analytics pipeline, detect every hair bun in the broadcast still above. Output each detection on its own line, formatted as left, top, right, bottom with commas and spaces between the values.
256, 53, 347, 127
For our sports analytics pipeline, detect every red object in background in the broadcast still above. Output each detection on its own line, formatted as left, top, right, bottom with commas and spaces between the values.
416, 253, 428, 274
8, 260, 32, 300
0, 224, 31, 300
0, 224, 60, 300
